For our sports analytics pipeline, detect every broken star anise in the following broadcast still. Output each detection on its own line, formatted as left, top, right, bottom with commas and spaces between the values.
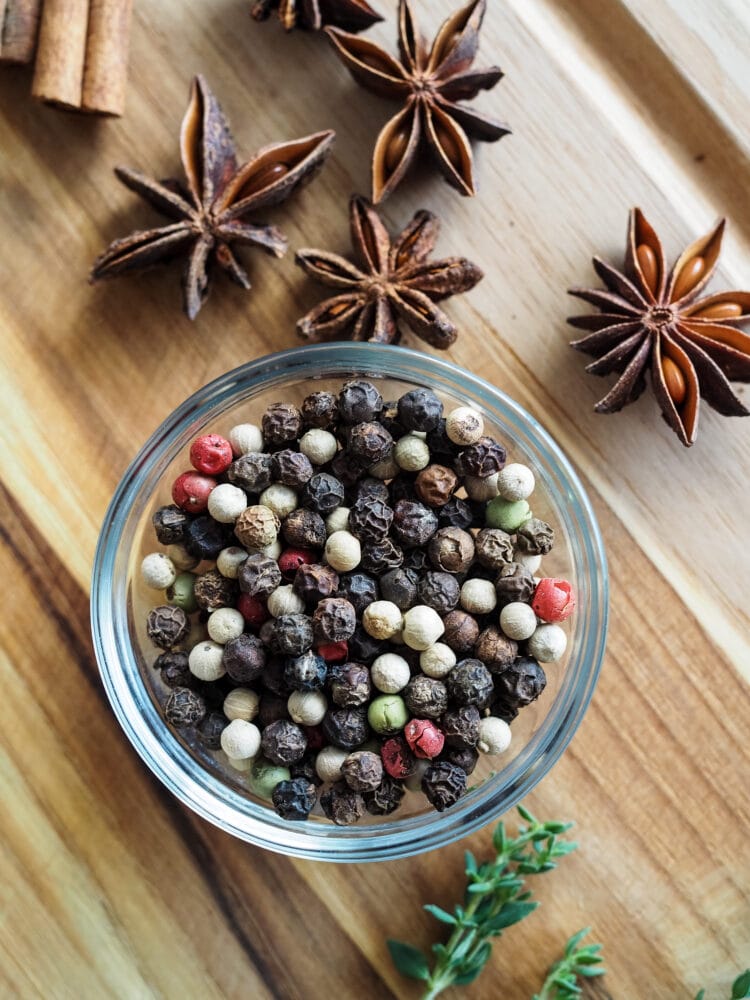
568, 208, 750, 446
326, 0, 510, 203
295, 194, 483, 349
251, 0, 381, 32
91, 75, 335, 319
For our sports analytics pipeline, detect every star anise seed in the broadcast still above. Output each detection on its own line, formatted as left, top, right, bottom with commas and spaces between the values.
295, 194, 483, 349
568, 208, 750, 446
326, 0, 510, 202
91, 75, 335, 319
251, 0, 382, 32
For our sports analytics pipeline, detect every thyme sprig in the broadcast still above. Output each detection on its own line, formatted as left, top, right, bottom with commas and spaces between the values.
696, 969, 750, 1000
533, 928, 605, 999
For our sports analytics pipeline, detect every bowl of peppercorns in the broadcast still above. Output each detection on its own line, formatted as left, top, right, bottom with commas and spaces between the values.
91, 342, 607, 861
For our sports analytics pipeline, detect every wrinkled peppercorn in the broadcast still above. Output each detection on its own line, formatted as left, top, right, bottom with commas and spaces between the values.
364, 775, 405, 815
262, 402, 302, 447
273, 614, 314, 656
227, 451, 272, 492
155, 650, 192, 688
415, 464, 457, 508
348, 626, 388, 663
320, 783, 366, 825
271, 449, 313, 487
196, 710, 228, 750
494, 562, 536, 607
438, 496, 476, 530
442, 705, 481, 747
329, 661, 371, 707
294, 563, 340, 604
404, 675, 448, 719
238, 554, 282, 597
301, 473, 345, 514
258, 694, 290, 727
474, 626, 518, 672
353, 477, 390, 505
442, 609, 479, 654
153, 504, 190, 545
165, 686, 206, 727
397, 388, 443, 432
147, 605, 190, 649
493, 656, 547, 710
338, 379, 383, 424
347, 422, 393, 464
282, 508, 326, 549
377, 399, 406, 438
515, 518, 555, 555
330, 448, 368, 487
426, 418, 460, 459
418, 571, 460, 614
475, 528, 514, 569
401, 547, 430, 575
302, 391, 338, 429
393, 499, 439, 548
272, 777, 316, 820
428, 527, 475, 573
447, 658, 494, 707
389, 473, 418, 504
360, 537, 404, 576
454, 436, 506, 478
348, 497, 394, 544
284, 650, 328, 691
422, 761, 467, 811
312, 597, 357, 643
261, 719, 308, 765
184, 515, 233, 560
379, 567, 419, 610
442, 746, 479, 774
337, 572, 379, 614
342, 750, 383, 792
322, 706, 369, 750
222, 633, 266, 683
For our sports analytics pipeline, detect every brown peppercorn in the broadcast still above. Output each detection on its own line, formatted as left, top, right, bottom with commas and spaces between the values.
223, 633, 267, 682
515, 518, 555, 555
283, 508, 326, 549
301, 391, 338, 428
403, 675, 448, 719
155, 650, 193, 688
474, 626, 518, 672
294, 563, 340, 604
494, 562, 535, 607
271, 449, 314, 488
453, 436, 506, 478
320, 782, 367, 825
261, 719, 308, 765
475, 528, 514, 569
442, 705, 481, 748
312, 597, 357, 643
227, 451, 272, 492
360, 537, 404, 576
165, 686, 206, 727
147, 605, 190, 649
415, 464, 457, 507
262, 401, 302, 446
341, 750, 383, 792
238, 553, 282, 597
329, 661, 372, 707
347, 422, 393, 464
428, 527, 475, 574
442, 610, 480, 654
234, 505, 280, 550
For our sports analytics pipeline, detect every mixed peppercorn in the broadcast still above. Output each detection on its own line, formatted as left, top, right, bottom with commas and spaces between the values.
140, 380, 576, 825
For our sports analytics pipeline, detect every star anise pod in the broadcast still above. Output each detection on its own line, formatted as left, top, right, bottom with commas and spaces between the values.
568, 208, 750, 446
91, 75, 335, 319
326, 0, 510, 203
251, 0, 381, 32
295, 194, 483, 348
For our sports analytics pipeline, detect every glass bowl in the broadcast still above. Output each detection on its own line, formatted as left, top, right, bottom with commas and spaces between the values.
91, 342, 607, 862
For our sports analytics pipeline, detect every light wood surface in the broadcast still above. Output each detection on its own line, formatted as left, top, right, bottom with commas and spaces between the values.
1, 1, 749, 997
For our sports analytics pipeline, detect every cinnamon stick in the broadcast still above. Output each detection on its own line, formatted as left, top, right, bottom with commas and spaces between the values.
81, 0, 133, 116
32, 0, 90, 109
0, 0, 42, 64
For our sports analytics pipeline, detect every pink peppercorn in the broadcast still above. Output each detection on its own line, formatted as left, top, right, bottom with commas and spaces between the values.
237, 593, 269, 627
531, 578, 576, 622
278, 547, 317, 580
171, 470, 216, 512
381, 736, 416, 779
189, 434, 233, 475
317, 640, 349, 663
404, 719, 445, 759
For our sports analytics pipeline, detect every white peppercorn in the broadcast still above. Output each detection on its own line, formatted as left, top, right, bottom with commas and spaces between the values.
288, 690, 328, 726
207, 482, 248, 523
419, 642, 457, 679
324, 530, 362, 572
402, 605, 444, 650
141, 553, 177, 590
477, 716, 512, 755
394, 434, 430, 472
513, 549, 542, 574
166, 543, 200, 571
315, 745, 349, 783
259, 484, 298, 520
464, 472, 500, 501
267, 584, 305, 618
261, 539, 283, 561
370, 653, 411, 694
234, 505, 280, 549
207, 607, 245, 644
223, 688, 260, 721
221, 718, 261, 759
362, 601, 403, 640
325, 507, 350, 535
369, 455, 400, 480
445, 406, 484, 445
228, 422, 263, 456
188, 640, 226, 681
300, 428, 338, 465
527, 623, 568, 662
460, 578, 497, 615
496, 463, 535, 501
499, 602, 538, 641
216, 546, 249, 579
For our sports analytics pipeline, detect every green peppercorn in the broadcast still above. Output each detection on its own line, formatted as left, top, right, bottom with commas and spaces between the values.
485, 496, 532, 532
248, 758, 292, 800
367, 694, 409, 734
166, 571, 198, 613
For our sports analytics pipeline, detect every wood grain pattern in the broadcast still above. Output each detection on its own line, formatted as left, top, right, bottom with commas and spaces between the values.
1, 1, 749, 997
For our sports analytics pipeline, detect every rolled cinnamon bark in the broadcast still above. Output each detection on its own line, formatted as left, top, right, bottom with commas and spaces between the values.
81, 0, 134, 115
0, 0, 42, 64
31, 0, 90, 109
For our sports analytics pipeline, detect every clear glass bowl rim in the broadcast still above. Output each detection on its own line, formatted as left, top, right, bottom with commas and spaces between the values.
91, 342, 608, 863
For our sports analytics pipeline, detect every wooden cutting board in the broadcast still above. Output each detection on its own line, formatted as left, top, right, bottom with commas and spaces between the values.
1, 1, 748, 996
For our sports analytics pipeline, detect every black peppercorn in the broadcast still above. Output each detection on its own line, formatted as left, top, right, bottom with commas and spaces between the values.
447, 659, 494, 707
475, 528, 514, 569
360, 537, 404, 576
442, 746, 479, 775
393, 499, 439, 548
442, 609, 479, 654
152, 504, 190, 545
282, 508, 326, 549
262, 401, 303, 446
302, 391, 338, 429
347, 421, 393, 464
320, 782, 367, 825
238, 554, 282, 597
493, 656, 547, 709
147, 605, 190, 649
261, 719, 308, 765
196, 710, 228, 750
421, 761, 467, 811
378, 400, 406, 438
322, 706, 369, 750
194, 569, 238, 612
328, 661, 372, 707
403, 675, 448, 719
401, 547, 431, 574
258, 694, 290, 727
348, 626, 388, 663
389, 472, 418, 504
330, 448, 368, 487
454, 436, 506, 478
227, 451, 272, 492
301, 472, 345, 514
397, 388, 443, 432
494, 562, 535, 607
222, 633, 266, 683
337, 572, 379, 614
474, 626, 518, 672
155, 650, 193, 688
272, 778, 317, 820
184, 515, 233, 560
341, 750, 383, 792
284, 650, 328, 691
379, 567, 419, 610
364, 775, 405, 815
262, 656, 293, 697
515, 518, 555, 555
428, 527, 475, 573
273, 614, 314, 656
338, 379, 383, 424
442, 704, 481, 747
438, 496, 476, 530
418, 570, 460, 614
290, 752, 323, 787
293, 563, 340, 604
348, 497, 393, 543
312, 597, 357, 643
426, 419, 460, 459
353, 477, 390, 505
271, 449, 314, 488
164, 686, 206, 727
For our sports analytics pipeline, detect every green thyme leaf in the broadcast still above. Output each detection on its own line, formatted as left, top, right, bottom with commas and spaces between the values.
386, 940, 430, 982
423, 905, 457, 926
733, 970, 750, 998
